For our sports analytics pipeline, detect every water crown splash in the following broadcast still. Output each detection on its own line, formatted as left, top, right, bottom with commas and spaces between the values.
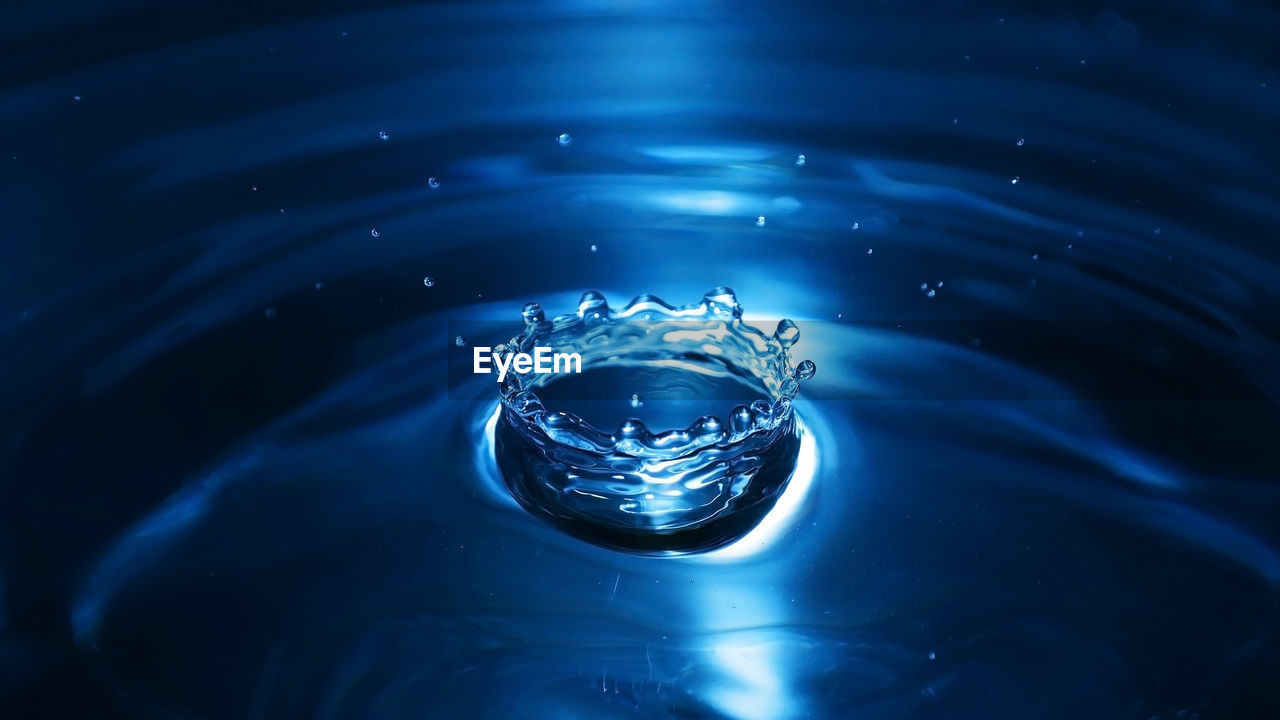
493, 288, 816, 554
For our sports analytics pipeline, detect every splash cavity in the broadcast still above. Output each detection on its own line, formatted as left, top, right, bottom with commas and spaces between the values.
493, 288, 816, 555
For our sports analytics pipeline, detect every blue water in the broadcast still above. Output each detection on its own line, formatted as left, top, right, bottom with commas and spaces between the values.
3, 1, 1280, 718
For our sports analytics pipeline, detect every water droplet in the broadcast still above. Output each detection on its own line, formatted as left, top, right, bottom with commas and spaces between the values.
427, 176, 440, 189
775, 319, 799, 347
521, 301, 545, 324
794, 360, 817, 380
72, 95, 81, 102
630, 394, 644, 409
703, 287, 742, 319
370, 228, 380, 238
1154, 227, 1162, 235
919, 282, 929, 291
1067, 244, 1074, 250
618, 418, 645, 437
929, 652, 937, 661
378, 130, 390, 141
952, 117, 959, 125
264, 307, 277, 319
315, 282, 324, 290
1075, 229, 1085, 237
423, 276, 436, 287
936, 281, 944, 287
557, 132, 572, 147
279, 208, 286, 213
795, 154, 806, 166
866, 248, 873, 254
926, 289, 936, 298
963, 54, 971, 63
1032, 253, 1039, 260
755, 216, 766, 227
851, 222, 860, 231
589, 244, 598, 253
340, 31, 349, 38
455, 335, 467, 347
1016, 137, 1025, 147
1080, 59, 1087, 66
577, 290, 610, 317
1011, 176, 1021, 185
251, 185, 258, 191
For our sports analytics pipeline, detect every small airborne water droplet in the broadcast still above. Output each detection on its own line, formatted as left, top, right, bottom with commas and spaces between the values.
557, 132, 572, 147
378, 130, 390, 141
866, 248, 873, 254
1011, 176, 1021, 184
370, 228, 380, 238
423, 276, 435, 287
851, 222, 860, 230
264, 307, 276, 319
795, 154, 806, 166
919, 283, 928, 291
315, 282, 324, 290
428, 177, 440, 189
1032, 253, 1040, 260
590, 244, 598, 253
926, 289, 936, 298
455, 335, 466, 347
756, 216, 766, 227
630, 394, 643, 409
1016, 137, 1025, 147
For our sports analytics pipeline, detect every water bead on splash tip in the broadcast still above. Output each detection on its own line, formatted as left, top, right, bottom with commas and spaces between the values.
520, 301, 545, 325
